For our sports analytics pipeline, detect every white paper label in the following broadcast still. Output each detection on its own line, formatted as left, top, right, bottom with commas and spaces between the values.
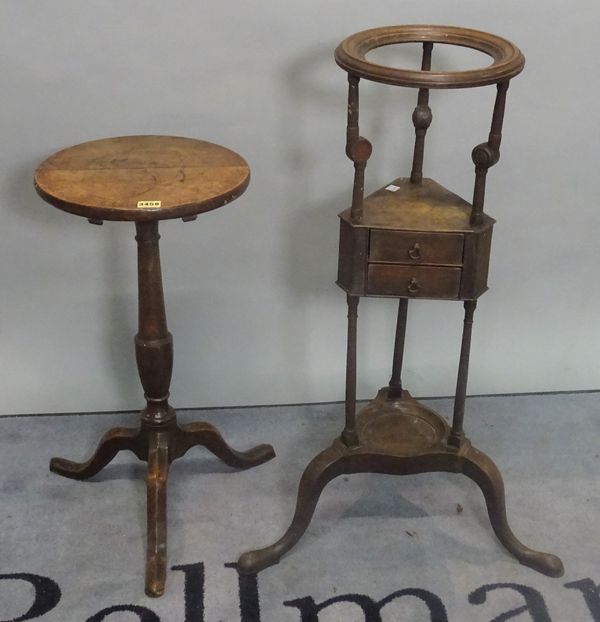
385, 185, 400, 192
137, 200, 162, 208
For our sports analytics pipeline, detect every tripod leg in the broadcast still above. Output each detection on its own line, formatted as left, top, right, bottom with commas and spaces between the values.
50, 426, 143, 480
238, 443, 345, 574
173, 421, 275, 468
145, 431, 170, 597
461, 444, 564, 577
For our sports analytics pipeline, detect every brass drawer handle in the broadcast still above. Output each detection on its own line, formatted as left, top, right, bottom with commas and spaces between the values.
408, 242, 421, 261
407, 277, 421, 294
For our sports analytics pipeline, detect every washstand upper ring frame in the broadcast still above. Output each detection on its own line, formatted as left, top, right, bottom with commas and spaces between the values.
334, 24, 525, 88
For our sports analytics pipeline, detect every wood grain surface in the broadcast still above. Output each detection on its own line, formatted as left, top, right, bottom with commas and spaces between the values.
339, 178, 495, 233
34, 135, 250, 221
335, 25, 524, 88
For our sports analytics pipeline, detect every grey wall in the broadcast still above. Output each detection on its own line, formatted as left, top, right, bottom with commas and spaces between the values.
1, 0, 598, 416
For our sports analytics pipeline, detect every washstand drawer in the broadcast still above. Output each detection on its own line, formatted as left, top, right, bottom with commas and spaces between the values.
369, 230, 464, 266
367, 264, 461, 298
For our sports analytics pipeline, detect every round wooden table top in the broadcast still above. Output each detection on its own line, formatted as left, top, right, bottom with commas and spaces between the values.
34, 135, 250, 222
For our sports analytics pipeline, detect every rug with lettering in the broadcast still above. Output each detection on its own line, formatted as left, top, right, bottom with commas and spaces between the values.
1, 392, 599, 621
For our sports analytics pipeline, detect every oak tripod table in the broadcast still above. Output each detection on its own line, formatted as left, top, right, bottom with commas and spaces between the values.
239, 26, 563, 576
34, 135, 275, 597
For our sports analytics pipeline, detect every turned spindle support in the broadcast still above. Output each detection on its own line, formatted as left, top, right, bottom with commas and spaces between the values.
388, 299, 409, 399
471, 81, 509, 226
342, 295, 360, 447
410, 42, 434, 184
449, 300, 477, 447
135, 221, 175, 427
346, 74, 373, 222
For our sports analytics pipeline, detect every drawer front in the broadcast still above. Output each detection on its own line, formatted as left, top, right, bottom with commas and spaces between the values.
367, 264, 462, 299
369, 230, 464, 266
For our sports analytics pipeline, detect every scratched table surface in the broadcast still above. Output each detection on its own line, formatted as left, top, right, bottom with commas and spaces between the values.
34, 135, 250, 222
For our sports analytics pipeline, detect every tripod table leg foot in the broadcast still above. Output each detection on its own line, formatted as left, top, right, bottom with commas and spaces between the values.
50, 426, 143, 481
462, 444, 564, 577
145, 431, 170, 598
238, 443, 345, 575
176, 421, 275, 469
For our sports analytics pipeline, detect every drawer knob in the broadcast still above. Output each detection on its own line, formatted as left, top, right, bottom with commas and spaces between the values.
408, 243, 421, 261
407, 277, 421, 295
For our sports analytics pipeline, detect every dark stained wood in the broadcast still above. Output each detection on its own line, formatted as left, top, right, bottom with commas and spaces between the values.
238, 390, 563, 578
388, 299, 408, 399
340, 177, 494, 233
337, 178, 495, 298
449, 301, 477, 447
341, 296, 360, 447
460, 224, 494, 299
370, 230, 464, 265
367, 264, 461, 298
471, 81, 509, 226
337, 176, 494, 299
336, 219, 369, 294
239, 25, 562, 580
135, 221, 173, 426
40, 138, 274, 598
146, 431, 169, 596
34, 135, 250, 222
410, 42, 434, 184
335, 25, 525, 89
346, 75, 373, 222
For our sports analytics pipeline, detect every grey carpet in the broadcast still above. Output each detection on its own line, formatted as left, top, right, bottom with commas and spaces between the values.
1, 392, 600, 621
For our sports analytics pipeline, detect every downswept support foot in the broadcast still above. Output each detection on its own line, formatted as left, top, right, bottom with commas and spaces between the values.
238, 443, 345, 575
50, 416, 275, 596
460, 443, 564, 577
174, 421, 275, 467
145, 431, 170, 597
50, 426, 144, 480
237, 391, 563, 578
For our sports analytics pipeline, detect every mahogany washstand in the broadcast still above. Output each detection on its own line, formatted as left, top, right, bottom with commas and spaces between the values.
34, 135, 275, 597
239, 26, 563, 576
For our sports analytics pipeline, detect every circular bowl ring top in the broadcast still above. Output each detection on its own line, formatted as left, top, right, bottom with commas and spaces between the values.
335, 25, 525, 89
